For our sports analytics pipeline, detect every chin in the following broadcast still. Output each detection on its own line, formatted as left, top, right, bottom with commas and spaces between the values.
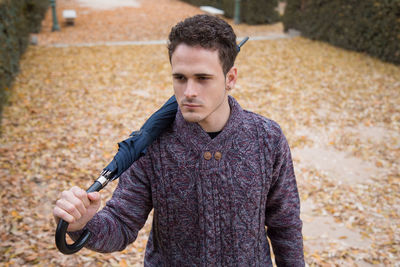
181, 111, 203, 123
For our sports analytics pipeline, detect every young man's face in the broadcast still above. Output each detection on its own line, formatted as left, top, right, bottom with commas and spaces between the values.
171, 43, 237, 131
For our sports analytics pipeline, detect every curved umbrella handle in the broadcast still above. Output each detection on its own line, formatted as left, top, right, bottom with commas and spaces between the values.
55, 179, 105, 254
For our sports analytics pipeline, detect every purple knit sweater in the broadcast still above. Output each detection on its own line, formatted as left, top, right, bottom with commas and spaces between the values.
70, 96, 304, 266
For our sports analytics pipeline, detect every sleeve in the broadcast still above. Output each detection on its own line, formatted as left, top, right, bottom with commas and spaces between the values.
265, 128, 305, 266
68, 152, 154, 253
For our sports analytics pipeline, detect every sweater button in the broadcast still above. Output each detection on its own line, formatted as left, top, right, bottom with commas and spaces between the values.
203, 151, 212, 160
215, 151, 222, 160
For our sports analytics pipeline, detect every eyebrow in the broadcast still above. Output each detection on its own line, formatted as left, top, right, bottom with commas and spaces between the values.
194, 73, 214, 77
172, 73, 214, 77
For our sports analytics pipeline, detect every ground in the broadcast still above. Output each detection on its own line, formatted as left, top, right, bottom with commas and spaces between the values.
0, 0, 399, 266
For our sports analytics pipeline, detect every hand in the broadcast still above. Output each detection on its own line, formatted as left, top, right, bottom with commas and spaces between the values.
53, 186, 101, 232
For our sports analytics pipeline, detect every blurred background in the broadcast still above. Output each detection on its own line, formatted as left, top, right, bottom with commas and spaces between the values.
0, 0, 399, 266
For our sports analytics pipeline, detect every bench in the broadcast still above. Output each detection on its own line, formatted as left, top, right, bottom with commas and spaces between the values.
63, 10, 77, 25
200, 6, 224, 16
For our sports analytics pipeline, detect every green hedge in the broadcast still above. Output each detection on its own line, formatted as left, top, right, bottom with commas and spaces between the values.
180, 0, 280, 25
0, 0, 49, 118
283, 0, 400, 65
25, 0, 51, 33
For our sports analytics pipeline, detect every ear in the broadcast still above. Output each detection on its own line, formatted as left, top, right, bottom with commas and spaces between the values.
225, 66, 237, 91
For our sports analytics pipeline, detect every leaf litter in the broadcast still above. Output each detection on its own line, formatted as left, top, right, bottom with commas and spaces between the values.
1, 0, 400, 266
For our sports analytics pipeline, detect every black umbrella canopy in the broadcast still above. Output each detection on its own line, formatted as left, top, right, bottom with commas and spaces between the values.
54, 95, 178, 255
104, 95, 178, 181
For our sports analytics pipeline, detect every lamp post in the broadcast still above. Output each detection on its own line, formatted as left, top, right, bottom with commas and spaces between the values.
50, 0, 60, 31
234, 0, 241, 24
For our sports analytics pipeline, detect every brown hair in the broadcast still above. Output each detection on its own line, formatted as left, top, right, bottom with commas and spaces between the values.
168, 14, 238, 75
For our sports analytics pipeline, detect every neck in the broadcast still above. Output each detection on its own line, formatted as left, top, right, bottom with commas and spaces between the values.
198, 96, 231, 132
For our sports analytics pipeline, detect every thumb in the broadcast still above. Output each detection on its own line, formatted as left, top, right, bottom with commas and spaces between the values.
88, 192, 100, 203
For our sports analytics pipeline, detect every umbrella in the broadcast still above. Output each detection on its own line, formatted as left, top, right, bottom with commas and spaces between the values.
55, 37, 249, 254
55, 95, 178, 254
104, 94, 179, 181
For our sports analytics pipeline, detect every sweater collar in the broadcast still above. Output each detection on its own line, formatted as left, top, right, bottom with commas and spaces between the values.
174, 96, 244, 150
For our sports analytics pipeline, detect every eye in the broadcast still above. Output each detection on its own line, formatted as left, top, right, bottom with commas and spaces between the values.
173, 75, 186, 81
198, 76, 210, 81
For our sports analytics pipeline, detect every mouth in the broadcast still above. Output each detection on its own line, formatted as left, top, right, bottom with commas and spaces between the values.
183, 103, 201, 108
182, 101, 202, 108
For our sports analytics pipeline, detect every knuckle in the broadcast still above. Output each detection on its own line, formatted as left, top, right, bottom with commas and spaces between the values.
53, 206, 61, 217
76, 190, 87, 199
71, 202, 80, 211
56, 199, 63, 207
60, 190, 69, 198
66, 205, 76, 214
72, 187, 87, 198
73, 200, 85, 212
64, 214, 75, 224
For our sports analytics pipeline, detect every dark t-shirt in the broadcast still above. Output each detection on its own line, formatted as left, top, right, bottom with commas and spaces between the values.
207, 131, 221, 139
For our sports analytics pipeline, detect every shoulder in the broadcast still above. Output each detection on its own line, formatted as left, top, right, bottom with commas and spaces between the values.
241, 109, 284, 141
239, 109, 289, 161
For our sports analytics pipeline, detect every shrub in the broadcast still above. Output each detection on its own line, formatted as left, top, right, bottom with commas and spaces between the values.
180, 0, 280, 25
223, 0, 280, 24
283, 0, 400, 65
25, 0, 51, 33
0, 0, 49, 119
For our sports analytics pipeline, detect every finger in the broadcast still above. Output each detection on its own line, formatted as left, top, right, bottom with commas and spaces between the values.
56, 198, 82, 221
87, 192, 101, 204
61, 189, 87, 217
53, 206, 75, 224
71, 186, 90, 208
70, 195, 88, 218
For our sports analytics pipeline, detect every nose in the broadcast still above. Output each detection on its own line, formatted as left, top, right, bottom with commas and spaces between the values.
183, 79, 197, 98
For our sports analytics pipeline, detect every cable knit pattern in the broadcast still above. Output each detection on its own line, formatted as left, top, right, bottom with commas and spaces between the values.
69, 96, 304, 266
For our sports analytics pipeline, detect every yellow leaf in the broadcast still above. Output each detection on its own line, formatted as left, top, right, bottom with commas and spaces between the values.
11, 211, 22, 220
311, 253, 321, 260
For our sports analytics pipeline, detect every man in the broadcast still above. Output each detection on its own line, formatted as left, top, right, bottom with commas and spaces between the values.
53, 14, 304, 266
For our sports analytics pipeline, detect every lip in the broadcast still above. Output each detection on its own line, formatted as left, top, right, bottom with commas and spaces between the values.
183, 104, 201, 108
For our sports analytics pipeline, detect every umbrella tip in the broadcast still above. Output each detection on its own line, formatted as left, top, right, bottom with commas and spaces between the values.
237, 36, 249, 52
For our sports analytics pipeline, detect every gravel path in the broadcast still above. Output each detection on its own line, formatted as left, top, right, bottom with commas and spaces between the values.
36, 0, 285, 46
77, 0, 141, 9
